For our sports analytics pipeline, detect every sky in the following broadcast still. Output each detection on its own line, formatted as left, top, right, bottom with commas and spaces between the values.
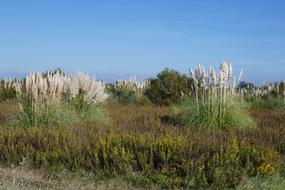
0, 0, 285, 83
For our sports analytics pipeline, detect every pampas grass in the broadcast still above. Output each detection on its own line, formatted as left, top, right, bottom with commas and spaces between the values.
240, 82, 285, 109
181, 61, 255, 129
64, 72, 110, 124
11, 71, 109, 127
111, 76, 150, 105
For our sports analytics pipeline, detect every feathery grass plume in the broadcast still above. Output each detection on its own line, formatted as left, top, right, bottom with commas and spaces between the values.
67, 72, 109, 105
65, 72, 109, 124
114, 76, 150, 91
11, 71, 75, 127
180, 61, 254, 129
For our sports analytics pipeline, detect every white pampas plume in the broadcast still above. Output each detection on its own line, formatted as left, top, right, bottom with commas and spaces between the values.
14, 71, 109, 108
208, 66, 217, 85
114, 76, 150, 91
67, 72, 109, 104
238, 69, 243, 81
220, 61, 232, 82
228, 63, 233, 79
189, 68, 198, 85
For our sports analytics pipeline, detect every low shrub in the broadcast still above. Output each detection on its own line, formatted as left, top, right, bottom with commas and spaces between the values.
0, 124, 281, 189
108, 87, 138, 105
109, 87, 151, 106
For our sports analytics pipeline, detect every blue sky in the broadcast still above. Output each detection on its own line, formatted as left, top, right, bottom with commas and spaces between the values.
0, 0, 285, 83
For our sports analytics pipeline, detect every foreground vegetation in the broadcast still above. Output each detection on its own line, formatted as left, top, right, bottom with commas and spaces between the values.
0, 101, 285, 189
0, 63, 285, 189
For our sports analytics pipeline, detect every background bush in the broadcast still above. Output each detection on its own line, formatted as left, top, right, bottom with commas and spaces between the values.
145, 68, 193, 106
108, 86, 140, 105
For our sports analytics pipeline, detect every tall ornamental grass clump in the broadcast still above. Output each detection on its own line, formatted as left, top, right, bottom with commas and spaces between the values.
180, 62, 255, 129
109, 76, 150, 105
11, 71, 109, 127
65, 72, 109, 123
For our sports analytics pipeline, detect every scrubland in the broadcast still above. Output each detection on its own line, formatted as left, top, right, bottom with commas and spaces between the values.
0, 63, 285, 189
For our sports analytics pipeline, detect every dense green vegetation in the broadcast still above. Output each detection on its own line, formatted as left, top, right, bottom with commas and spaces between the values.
145, 68, 193, 106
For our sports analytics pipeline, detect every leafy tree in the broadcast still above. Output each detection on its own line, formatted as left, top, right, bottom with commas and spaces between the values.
145, 68, 193, 105
42, 68, 65, 77
238, 81, 255, 90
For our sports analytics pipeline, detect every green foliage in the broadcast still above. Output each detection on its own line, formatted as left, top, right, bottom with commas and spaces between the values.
0, 80, 16, 101
238, 81, 256, 90
108, 87, 138, 105
177, 96, 255, 130
41, 68, 66, 77
237, 175, 285, 190
249, 96, 285, 109
145, 68, 193, 106
108, 86, 150, 105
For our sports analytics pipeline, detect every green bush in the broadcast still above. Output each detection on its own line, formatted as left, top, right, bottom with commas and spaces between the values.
108, 87, 138, 105
145, 68, 193, 106
108, 86, 150, 105
238, 81, 256, 91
